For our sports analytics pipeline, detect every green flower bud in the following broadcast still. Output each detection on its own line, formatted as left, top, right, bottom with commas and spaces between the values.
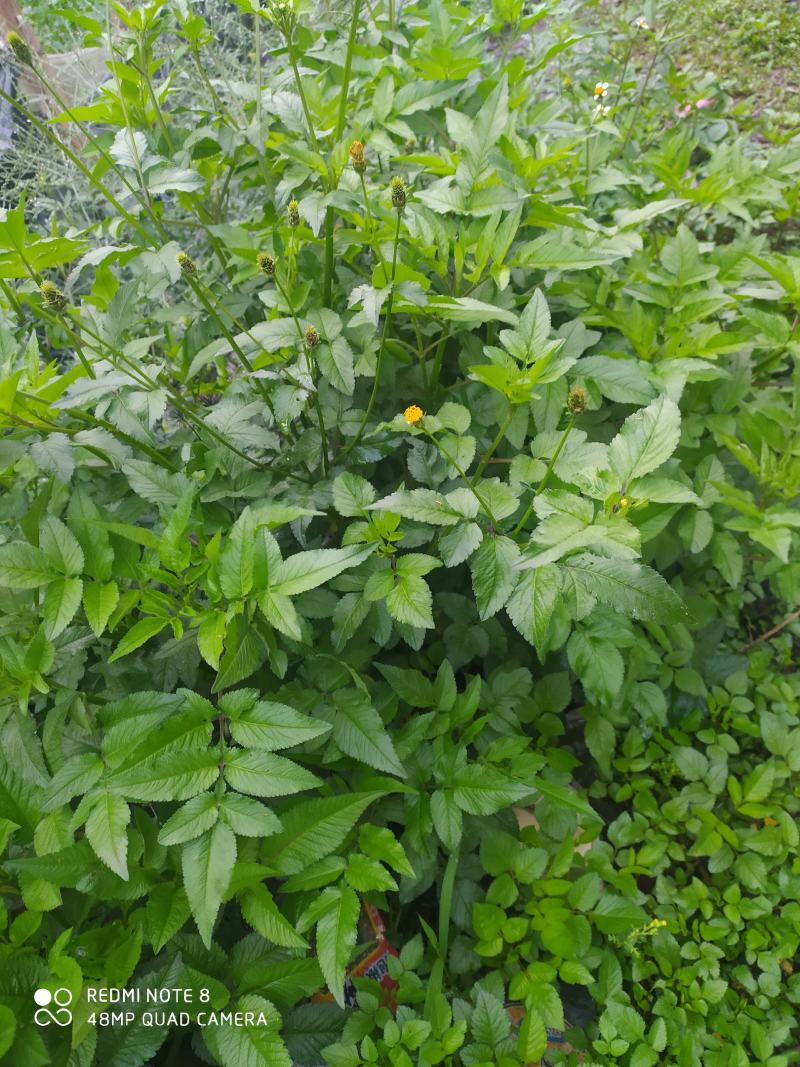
288, 199, 300, 228
176, 251, 197, 276
566, 385, 587, 415
7, 32, 34, 67
390, 175, 406, 213
257, 252, 276, 276
304, 326, 320, 348
40, 281, 67, 312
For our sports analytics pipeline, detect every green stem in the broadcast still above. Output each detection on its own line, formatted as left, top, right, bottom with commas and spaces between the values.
287, 45, 321, 155
337, 0, 362, 138
323, 0, 362, 307
511, 415, 575, 538
472, 403, 514, 484
275, 278, 330, 474
619, 14, 673, 156
340, 211, 402, 457
612, 34, 635, 110
438, 847, 459, 963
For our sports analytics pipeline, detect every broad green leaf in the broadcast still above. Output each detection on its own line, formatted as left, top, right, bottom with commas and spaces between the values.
218, 793, 283, 837
431, 789, 463, 850
205, 995, 290, 1067
223, 749, 322, 797
316, 886, 360, 1008
261, 793, 383, 875
183, 821, 237, 947
42, 753, 104, 812
43, 576, 83, 638
371, 488, 478, 525
145, 883, 191, 951
241, 884, 308, 949
108, 616, 170, 662
608, 395, 681, 490
505, 565, 561, 657
121, 459, 194, 507
83, 580, 119, 637
225, 698, 330, 751
0, 542, 56, 588
386, 574, 434, 628
561, 554, 686, 622
85, 790, 130, 879
333, 690, 405, 777
269, 545, 373, 595
518, 1005, 547, 1061
470, 535, 519, 619
375, 664, 436, 708
158, 791, 219, 846
108, 749, 220, 802
333, 472, 376, 516
39, 515, 84, 576
220, 507, 255, 600
451, 765, 531, 814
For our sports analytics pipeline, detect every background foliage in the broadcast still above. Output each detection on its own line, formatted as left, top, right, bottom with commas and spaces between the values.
1, 0, 799, 1065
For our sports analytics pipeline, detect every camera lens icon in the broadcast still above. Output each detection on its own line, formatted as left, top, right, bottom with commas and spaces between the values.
34, 988, 73, 1026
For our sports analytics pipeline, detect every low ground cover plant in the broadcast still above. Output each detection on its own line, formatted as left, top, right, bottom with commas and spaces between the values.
0, 0, 799, 1064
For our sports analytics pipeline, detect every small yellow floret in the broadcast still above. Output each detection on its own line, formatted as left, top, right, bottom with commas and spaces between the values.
403, 404, 424, 425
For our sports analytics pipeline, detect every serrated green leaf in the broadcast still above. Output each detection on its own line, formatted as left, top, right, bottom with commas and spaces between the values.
560, 553, 686, 622
223, 749, 321, 797
241, 883, 308, 949
316, 886, 360, 1007
85, 790, 130, 879
609, 394, 681, 489
471, 535, 519, 619
261, 792, 383, 875
333, 690, 405, 777
83, 580, 119, 637
145, 883, 191, 951
183, 821, 236, 947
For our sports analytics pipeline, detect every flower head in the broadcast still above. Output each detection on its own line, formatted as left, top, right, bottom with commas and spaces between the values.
403, 404, 424, 425
304, 326, 320, 348
593, 81, 609, 98
349, 140, 366, 175
40, 281, 67, 312
257, 252, 276, 276
566, 385, 587, 415
695, 97, 714, 109
390, 176, 407, 213
288, 199, 300, 227
404, 135, 417, 153
676, 103, 693, 119
634, 16, 650, 30
594, 103, 611, 117
6, 31, 33, 66
176, 251, 197, 276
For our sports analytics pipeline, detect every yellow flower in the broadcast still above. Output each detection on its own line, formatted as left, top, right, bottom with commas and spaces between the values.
403, 404, 424, 425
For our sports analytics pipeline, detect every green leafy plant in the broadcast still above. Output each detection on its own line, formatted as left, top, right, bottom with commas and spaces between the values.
0, 0, 799, 1064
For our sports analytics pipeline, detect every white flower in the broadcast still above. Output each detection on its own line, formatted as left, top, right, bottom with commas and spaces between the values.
594, 103, 611, 116
634, 17, 650, 30
593, 81, 609, 98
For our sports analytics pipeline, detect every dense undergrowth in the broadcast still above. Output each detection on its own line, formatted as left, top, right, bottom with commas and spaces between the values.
0, 1, 799, 1065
